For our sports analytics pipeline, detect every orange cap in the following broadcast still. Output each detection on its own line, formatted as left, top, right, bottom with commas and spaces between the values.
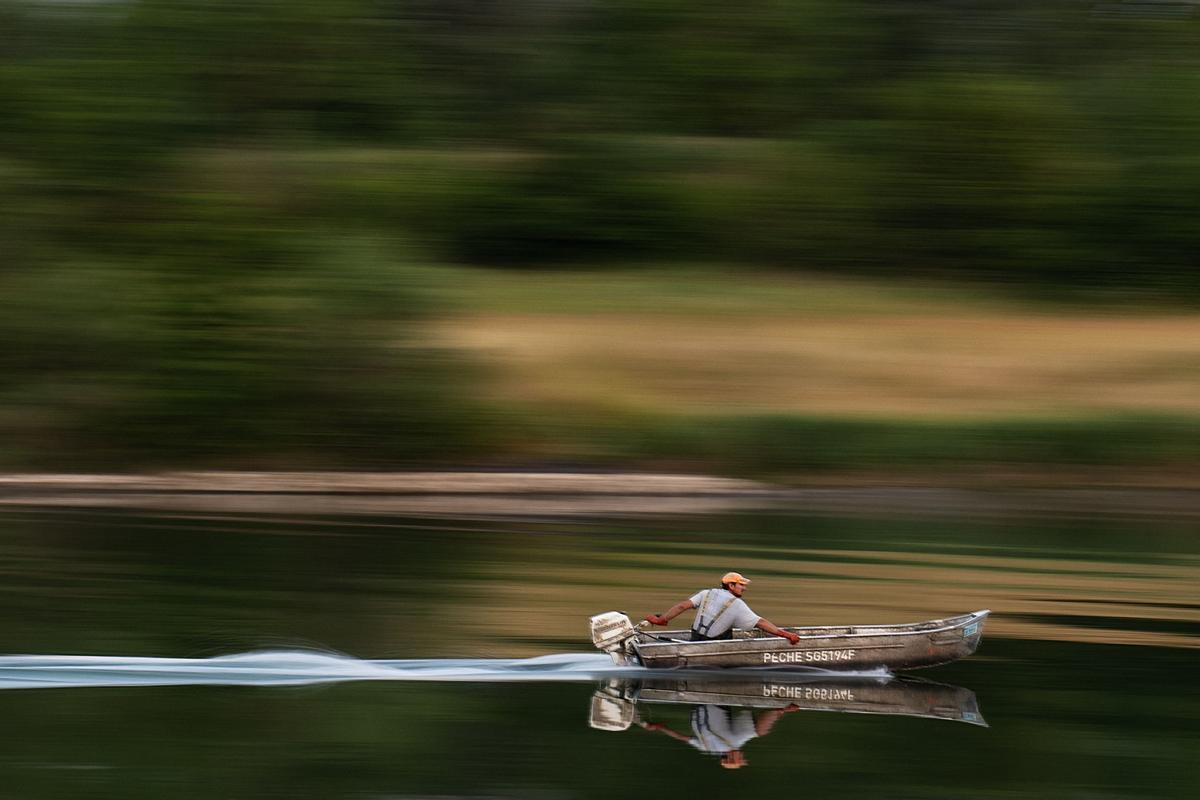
722, 571, 751, 585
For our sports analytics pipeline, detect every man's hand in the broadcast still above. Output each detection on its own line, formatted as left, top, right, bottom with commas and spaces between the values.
645, 614, 669, 626
784, 631, 801, 646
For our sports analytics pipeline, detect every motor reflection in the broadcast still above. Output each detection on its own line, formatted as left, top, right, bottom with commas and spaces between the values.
590, 674, 985, 768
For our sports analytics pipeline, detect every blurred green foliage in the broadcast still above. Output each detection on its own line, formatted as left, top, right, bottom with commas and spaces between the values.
588, 413, 1200, 475
5, 1, 1200, 282
2, 1, 1199, 468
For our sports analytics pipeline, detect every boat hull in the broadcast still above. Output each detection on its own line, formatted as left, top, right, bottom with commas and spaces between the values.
627, 610, 989, 671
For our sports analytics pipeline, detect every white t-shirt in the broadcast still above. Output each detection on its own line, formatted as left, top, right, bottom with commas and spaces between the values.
689, 588, 760, 637
688, 705, 759, 754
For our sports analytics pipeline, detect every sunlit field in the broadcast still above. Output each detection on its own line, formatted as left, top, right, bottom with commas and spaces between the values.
435, 267, 1200, 420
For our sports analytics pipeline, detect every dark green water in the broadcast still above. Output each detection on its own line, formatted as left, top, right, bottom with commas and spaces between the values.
0, 508, 1196, 798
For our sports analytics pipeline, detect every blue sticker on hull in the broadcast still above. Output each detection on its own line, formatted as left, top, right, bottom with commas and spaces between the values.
963, 623, 979, 637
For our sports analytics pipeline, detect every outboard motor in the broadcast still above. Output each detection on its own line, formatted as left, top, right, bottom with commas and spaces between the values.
590, 611, 639, 666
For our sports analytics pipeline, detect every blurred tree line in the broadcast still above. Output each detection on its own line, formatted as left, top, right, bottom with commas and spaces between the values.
1, 1, 1198, 466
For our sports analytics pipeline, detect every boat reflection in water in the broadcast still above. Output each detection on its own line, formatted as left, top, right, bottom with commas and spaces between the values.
590, 674, 985, 769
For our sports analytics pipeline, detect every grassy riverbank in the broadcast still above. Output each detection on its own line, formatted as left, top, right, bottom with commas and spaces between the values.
431, 266, 1200, 479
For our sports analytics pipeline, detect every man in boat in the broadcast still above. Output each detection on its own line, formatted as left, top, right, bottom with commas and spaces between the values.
643, 571, 801, 645
639, 702, 802, 769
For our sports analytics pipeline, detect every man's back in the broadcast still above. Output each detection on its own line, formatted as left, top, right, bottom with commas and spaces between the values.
688, 704, 758, 755
689, 587, 759, 639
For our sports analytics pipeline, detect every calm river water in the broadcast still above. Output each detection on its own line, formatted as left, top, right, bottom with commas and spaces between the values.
0, 506, 1196, 798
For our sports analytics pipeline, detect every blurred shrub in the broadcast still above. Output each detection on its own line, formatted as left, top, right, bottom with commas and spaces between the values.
596, 413, 1200, 475
0, 197, 485, 467
438, 139, 702, 264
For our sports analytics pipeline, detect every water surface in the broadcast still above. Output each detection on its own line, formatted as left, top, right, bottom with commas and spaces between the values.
0, 507, 1195, 798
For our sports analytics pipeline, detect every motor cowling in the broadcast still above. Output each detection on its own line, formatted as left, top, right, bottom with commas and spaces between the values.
590, 611, 638, 665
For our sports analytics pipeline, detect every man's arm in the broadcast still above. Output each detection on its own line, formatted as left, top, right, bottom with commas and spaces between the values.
755, 617, 801, 645
754, 704, 802, 737
638, 721, 692, 742
645, 599, 696, 626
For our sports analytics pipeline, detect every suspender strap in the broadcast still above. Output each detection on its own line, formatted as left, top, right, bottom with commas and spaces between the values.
693, 706, 737, 752
692, 590, 739, 637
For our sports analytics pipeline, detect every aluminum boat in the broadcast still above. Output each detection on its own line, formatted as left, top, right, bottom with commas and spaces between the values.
590, 609, 990, 671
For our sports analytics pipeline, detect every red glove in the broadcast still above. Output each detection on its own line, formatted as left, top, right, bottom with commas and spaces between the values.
645, 614, 669, 626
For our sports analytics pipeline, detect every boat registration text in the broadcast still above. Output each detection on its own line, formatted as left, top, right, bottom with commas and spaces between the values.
763, 685, 855, 701
763, 648, 856, 664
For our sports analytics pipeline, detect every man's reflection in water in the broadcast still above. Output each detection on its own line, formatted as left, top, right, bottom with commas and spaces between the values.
639, 702, 802, 769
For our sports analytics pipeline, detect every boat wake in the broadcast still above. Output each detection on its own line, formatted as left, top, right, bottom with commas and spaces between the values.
0, 651, 891, 691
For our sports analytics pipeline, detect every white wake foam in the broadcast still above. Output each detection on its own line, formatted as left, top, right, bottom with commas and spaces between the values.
0, 650, 890, 690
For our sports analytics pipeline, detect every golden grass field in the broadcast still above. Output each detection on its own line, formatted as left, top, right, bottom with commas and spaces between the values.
434, 267, 1200, 420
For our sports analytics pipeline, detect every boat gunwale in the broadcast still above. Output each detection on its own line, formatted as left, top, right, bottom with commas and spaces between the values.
631, 609, 990, 653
